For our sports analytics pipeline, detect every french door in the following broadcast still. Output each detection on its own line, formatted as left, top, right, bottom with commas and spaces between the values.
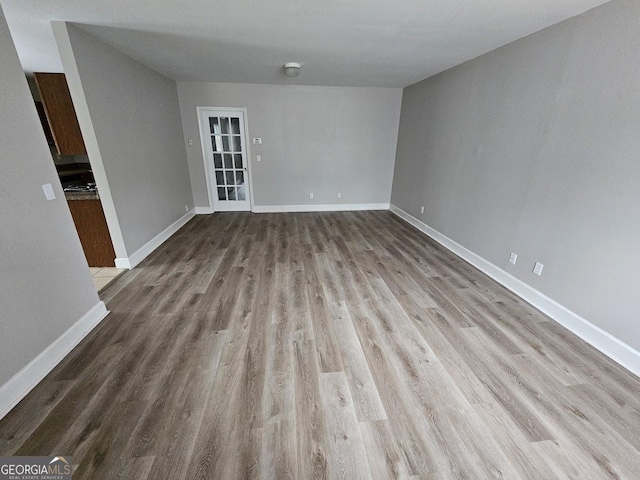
200, 109, 251, 211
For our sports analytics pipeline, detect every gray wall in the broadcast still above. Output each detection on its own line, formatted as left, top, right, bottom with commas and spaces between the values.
177, 82, 402, 208
54, 23, 193, 256
391, 0, 640, 350
0, 8, 99, 386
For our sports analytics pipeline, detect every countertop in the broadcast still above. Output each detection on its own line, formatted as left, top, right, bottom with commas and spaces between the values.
65, 190, 100, 201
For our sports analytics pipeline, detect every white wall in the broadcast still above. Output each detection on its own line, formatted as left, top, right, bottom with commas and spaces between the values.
177, 82, 402, 210
391, 0, 640, 351
0, 7, 100, 393
53, 23, 194, 258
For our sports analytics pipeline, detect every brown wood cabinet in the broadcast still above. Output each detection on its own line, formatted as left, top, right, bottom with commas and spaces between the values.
67, 198, 116, 267
34, 73, 86, 156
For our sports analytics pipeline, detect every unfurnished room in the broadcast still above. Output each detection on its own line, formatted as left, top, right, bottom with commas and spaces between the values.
0, 0, 639, 478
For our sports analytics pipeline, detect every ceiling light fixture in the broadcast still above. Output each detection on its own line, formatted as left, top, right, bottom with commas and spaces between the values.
284, 62, 301, 77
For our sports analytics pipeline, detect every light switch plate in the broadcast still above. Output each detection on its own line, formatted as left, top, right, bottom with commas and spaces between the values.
533, 262, 544, 276
42, 183, 56, 201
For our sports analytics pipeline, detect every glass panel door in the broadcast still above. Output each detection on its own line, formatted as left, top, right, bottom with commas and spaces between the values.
201, 110, 251, 211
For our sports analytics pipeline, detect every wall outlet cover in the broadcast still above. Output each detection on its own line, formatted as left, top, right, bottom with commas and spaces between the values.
533, 262, 544, 276
509, 252, 518, 265
42, 183, 56, 201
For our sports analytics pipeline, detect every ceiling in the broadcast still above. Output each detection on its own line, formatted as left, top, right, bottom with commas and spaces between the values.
2, 0, 609, 88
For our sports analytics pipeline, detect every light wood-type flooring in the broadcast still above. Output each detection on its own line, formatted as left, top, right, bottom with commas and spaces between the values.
1, 211, 640, 479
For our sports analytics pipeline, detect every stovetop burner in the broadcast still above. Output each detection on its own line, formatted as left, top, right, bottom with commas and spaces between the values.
63, 183, 97, 192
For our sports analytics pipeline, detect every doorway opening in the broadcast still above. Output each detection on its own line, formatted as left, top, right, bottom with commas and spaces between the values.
27, 73, 124, 292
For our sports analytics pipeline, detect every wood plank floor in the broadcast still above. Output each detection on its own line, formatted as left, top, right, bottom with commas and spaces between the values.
2, 211, 640, 479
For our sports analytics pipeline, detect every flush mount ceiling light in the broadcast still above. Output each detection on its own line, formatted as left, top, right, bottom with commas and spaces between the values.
284, 62, 301, 77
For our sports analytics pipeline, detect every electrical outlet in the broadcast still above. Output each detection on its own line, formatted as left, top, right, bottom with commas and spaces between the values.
188, 138, 193, 146
337, 192, 342, 199
309, 192, 314, 199
256, 155, 261, 162
420, 206, 425, 214
252, 138, 262, 145
185, 205, 189, 212
533, 262, 544, 276
509, 252, 518, 265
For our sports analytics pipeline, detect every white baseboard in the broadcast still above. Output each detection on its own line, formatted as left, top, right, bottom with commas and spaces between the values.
0, 301, 109, 420
389, 204, 640, 378
253, 203, 390, 213
195, 207, 213, 214
115, 209, 196, 269
114, 257, 131, 269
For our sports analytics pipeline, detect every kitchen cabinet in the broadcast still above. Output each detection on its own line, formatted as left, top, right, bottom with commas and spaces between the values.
66, 195, 116, 267
34, 72, 86, 156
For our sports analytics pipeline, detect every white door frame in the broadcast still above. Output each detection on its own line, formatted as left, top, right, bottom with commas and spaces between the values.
197, 106, 255, 213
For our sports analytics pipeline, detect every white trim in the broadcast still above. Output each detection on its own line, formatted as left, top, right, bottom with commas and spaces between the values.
195, 207, 213, 214
253, 203, 390, 213
115, 209, 195, 269
114, 257, 131, 269
0, 301, 109, 420
196, 106, 255, 213
389, 204, 640, 377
